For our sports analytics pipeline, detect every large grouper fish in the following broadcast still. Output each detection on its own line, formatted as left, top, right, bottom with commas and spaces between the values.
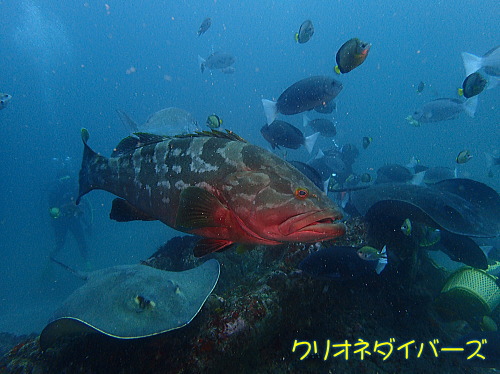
77, 129, 346, 256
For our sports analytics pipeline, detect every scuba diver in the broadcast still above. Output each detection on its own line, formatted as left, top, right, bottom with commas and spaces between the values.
47, 167, 92, 269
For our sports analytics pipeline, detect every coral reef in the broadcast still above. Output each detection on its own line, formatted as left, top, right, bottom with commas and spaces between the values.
0, 218, 493, 373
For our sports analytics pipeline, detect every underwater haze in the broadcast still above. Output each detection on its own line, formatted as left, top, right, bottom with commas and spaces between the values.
0, 0, 498, 335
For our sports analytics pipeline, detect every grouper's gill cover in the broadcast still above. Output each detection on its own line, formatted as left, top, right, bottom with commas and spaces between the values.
77, 129, 345, 256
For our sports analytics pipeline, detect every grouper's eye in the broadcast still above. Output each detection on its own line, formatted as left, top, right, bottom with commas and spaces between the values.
294, 187, 309, 199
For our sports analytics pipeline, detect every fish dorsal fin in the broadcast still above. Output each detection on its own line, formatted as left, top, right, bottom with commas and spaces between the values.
112, 130, 246, 157
174, 129, 248, 143
112, 133, 168, 157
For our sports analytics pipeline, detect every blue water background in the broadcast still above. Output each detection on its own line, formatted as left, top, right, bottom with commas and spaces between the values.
0, 0, 498, 334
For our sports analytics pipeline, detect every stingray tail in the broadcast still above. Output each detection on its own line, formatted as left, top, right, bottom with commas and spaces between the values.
77, 129, 109, 205
50, 257, 88, 280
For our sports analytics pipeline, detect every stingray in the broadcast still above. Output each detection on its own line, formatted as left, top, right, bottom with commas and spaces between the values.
39, 259, 220, 350
351, 179, 500, 238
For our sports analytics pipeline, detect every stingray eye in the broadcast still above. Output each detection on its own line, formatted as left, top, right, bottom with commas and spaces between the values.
294, 187, 309, 199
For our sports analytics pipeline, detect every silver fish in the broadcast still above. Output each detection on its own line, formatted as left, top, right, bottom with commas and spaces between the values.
116, 107, 199, 136
198, 52, 235, 73
407, 97, 478, 126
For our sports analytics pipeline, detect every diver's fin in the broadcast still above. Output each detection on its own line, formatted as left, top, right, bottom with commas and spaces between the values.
463, 96, 478, 118
116, 109, 140, 133
261, 99, 278, 125
304, 132, 319, 154
109, 198, 157, 222
193, 238, 234, 257
175, 186, 231, 229
461, 52, 483, 76
197, 55, 206, 73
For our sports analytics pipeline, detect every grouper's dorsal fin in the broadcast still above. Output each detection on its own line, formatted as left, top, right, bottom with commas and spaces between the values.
174, 129, 248, 143
111, 132, 168, 157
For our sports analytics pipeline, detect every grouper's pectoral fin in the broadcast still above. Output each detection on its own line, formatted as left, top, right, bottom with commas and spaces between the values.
175, 186, 231, 229
194, 239, 234, 257
109, 198, 158, 222
176, 187, 237, 257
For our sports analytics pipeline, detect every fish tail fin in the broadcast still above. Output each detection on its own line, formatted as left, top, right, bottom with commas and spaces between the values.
376, 257, 388, 274
77, 129, 108, 205
375, 245, 388, 274
487, 76, 499, 90
314, 148, 325, 160
340, 191, 350, 209
302, 113, 311, 127
461, 52, 483, 76
411, 170, 426, 185
261, 99, 278, 125
304, 132, 319, 154
485, 152, 494, 168
198, 55, 206, 73
463, 95, 478, 118
323, 178, 330, 194
116, 109, 139, 133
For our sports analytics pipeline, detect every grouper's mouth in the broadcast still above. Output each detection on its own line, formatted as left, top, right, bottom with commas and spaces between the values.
278, 209, 346, 241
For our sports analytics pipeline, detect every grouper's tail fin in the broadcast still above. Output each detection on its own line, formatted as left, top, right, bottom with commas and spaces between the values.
76, 128, 106, 205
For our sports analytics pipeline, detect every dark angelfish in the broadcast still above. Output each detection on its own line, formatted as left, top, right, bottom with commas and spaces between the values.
260, 120, 319, 153
262, 76, 343, 124
334, 38, 371, 74
295, 20, 314, 44
197, 17, 211, 36
458, 72, 487, 98
313, 99, 336, 114
288, 161, 324, 191
303, 116, 337, 138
